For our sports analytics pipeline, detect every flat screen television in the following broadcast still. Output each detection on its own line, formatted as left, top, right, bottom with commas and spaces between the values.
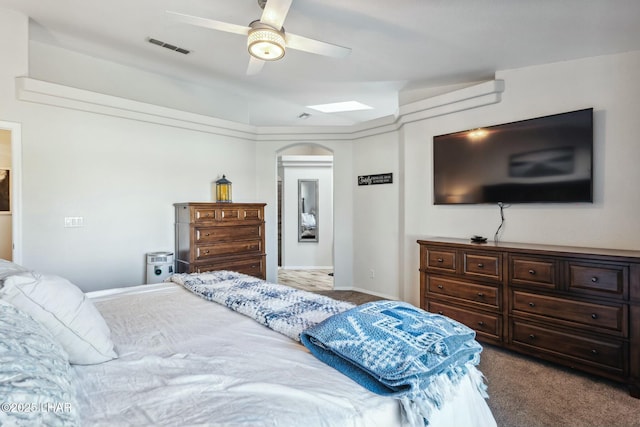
433, 108, 593, 205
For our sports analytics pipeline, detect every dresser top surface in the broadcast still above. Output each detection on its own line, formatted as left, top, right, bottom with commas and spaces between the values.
418, 236, 640, 260
174, 202, 266, 207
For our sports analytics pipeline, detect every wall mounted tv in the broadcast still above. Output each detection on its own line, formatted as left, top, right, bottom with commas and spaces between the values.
433, 108, 593, 205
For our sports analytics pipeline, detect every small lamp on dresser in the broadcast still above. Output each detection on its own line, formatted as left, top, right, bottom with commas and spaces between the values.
215, 175, 232, 203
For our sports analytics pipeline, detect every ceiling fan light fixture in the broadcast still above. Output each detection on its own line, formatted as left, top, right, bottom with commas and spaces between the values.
248, 26, 285, 61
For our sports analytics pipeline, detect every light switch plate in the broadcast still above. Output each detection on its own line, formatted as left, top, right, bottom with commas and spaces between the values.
64, 217, 84, 227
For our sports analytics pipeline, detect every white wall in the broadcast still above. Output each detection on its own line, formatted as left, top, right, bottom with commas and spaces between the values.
20, 104, 256, 291
280, 156, 333, 269
399, 51, 640, 305
351, 132, 400, 299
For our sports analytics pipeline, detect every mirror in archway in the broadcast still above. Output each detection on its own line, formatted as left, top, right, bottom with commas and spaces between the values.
298, 179, 318, 242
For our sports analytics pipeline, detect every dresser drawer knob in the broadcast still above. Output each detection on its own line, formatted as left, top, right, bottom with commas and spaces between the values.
591, 349, 599, 355
477, 263, 484, 268
478, 321, 485, 327
477, 292, 484, 297
205, 233, 210, 237
436, 258, 444, 263
437, 311, 444, 315
528, 334, 536, 340
528, 302, 535, 307
204, 250, 210, 254
528, 269, 536, 275
591, 313, 598, 320
591, 276, 598, 283
437, 284, 444, 289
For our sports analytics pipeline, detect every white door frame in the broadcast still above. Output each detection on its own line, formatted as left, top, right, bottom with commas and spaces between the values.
0, 121, 22, 264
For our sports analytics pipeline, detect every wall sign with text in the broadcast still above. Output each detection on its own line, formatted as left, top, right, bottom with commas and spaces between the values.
358, 173, 393, 186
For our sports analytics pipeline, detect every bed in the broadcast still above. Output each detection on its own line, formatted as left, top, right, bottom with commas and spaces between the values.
0, 260, 497, 427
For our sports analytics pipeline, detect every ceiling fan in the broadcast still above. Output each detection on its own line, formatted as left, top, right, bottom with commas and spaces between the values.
167, 0, 352, 75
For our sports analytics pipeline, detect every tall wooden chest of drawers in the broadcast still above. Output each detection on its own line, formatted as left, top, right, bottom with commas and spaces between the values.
418, 237, 640, 397
174, 202, 266, 279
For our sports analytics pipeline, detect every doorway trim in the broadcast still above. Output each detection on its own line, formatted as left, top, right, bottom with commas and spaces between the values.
0, 121, 22, 264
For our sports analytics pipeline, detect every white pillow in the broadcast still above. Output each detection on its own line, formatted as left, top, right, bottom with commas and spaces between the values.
0, 271, 118, 365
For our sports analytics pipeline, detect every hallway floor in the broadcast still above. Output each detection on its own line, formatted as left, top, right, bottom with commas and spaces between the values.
277, 268, 333, 291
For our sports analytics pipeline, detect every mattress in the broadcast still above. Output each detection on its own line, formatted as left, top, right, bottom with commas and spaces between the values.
74, 282, 496, 427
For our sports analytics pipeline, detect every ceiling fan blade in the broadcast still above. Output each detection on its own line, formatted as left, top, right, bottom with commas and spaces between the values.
246, 56, 266, 75
285, 33, 352, 58
166, 11, 250, 36
260, 0, 292, 30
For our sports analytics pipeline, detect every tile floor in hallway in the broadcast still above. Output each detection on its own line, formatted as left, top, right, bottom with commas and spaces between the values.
277, 268, 333, 291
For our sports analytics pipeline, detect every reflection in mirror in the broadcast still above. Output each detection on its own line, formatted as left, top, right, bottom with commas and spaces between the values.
298, 179, 318, 242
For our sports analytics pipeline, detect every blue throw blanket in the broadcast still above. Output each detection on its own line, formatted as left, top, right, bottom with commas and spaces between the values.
300, 300, 486, 426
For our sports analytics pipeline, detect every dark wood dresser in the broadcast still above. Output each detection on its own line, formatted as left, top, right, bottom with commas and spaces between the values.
175, 202, 266, 279
418, 237, 640, 397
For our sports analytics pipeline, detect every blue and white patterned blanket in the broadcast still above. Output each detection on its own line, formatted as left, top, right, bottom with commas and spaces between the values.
300, 300, 486, 426
170, 272, 486, 426
169, 271, 354, 341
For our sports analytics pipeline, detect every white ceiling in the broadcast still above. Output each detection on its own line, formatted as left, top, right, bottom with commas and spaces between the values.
1, 0, 640, 127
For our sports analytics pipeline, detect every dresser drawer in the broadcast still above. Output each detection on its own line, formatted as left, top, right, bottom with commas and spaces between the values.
510, 256, 557, 288
426, 248, 457, 272
428, 301, 502, 341
193, 206, 264, 223
512, 290, 626, 335
511, 321, 625, 372
464, 252, 501, 280
193, 207, 216, 221
193, 256, 265, 279
195, 224, 262, 243
196, 239, 263, 260
569, 262, 627, 299
428, 276, 499, 308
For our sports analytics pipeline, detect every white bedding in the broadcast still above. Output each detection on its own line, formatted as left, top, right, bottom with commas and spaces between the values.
75, 282, 496, 427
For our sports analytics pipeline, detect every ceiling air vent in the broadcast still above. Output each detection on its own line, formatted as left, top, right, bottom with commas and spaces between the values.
148, 38, 190, 55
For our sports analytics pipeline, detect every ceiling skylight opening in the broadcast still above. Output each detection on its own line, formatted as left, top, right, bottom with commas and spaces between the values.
307, 101, 373, 113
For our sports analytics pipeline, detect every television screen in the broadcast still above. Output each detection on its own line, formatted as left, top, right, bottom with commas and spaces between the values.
433, 108, 593, 204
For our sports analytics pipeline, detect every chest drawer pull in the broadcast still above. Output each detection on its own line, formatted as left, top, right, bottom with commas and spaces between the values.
591, 276, 598, 283
528, 302, 535, 307
477, 292, 484, 297
591, 349, 599, 355
437, 311, 444, 315
478, 321, 485, 326
528, 334, 536, 340
477, 263, 484, 268
437, 284, 444, 289
528, 269, 536, 275
437, 258, 444, 263
591, 313, 598, 319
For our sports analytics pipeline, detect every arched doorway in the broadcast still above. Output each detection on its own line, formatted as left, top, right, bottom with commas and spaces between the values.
276, 144, 334, 290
